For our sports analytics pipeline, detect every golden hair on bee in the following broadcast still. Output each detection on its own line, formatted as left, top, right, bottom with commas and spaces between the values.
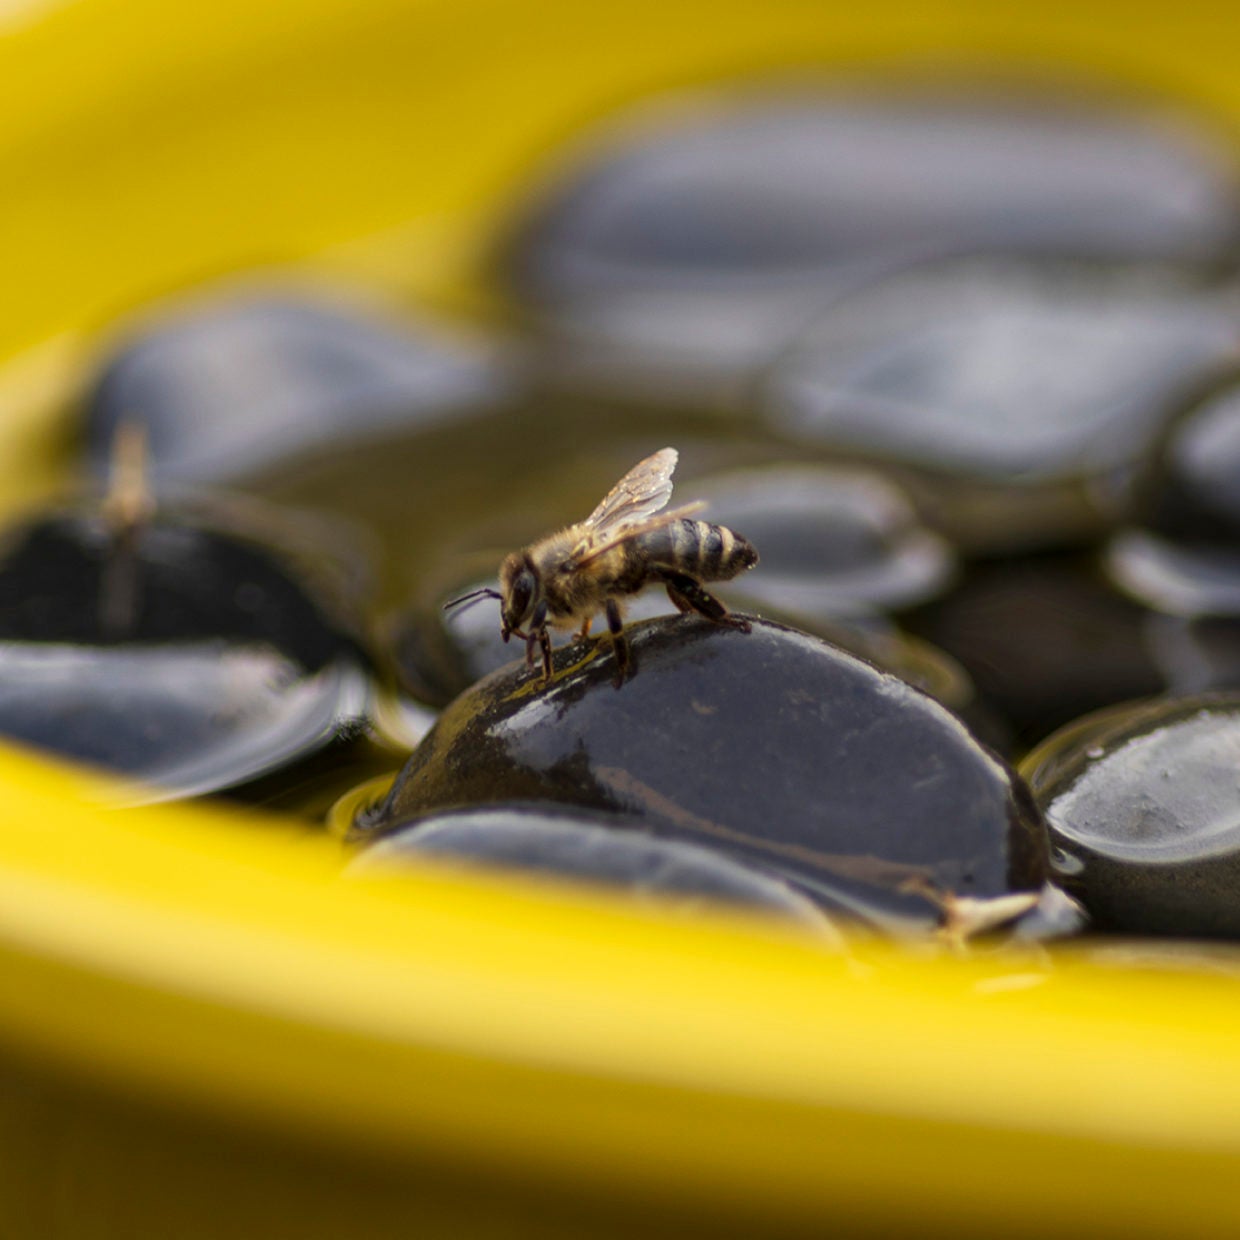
445, 447, 758, 687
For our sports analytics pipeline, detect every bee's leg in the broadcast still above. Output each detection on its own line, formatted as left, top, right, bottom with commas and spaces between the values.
576, 615, 592, 642
538, 627, 553, 683
665, 582, 694, 615
659, 571, 751, 633
605, 598, 630, 687
525, 627, 552, 679
526, 601, 554, 683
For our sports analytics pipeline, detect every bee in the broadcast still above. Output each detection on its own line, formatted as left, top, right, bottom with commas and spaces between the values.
445, 447, 758, 686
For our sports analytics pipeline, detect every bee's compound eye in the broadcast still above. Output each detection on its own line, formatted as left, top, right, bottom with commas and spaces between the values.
507, 571, 535, 627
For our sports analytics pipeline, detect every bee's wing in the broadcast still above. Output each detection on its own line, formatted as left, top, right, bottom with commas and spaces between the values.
569, 501, 705, 569
582, 447, 679, 534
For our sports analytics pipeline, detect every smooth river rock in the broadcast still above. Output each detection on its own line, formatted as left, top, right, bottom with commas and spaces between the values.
367, 616, 1054, 932
1024, 694, 1240, 939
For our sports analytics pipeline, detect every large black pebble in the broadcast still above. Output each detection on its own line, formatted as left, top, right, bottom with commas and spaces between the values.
370, 616, 1050, 931
1024, 694, 1240, 939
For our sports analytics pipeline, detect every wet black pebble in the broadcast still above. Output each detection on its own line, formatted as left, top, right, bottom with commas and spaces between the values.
368, 616, 1053, 933
505, 85, 1240, 406
1024, 694, 1240, 939
352, 804, 830, 926
761, 258, 1239, 552
84, 292, 516, 485
0, 504, 371, 801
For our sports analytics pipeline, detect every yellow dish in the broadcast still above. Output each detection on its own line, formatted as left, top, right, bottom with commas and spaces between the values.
3, 1, 1240, 1234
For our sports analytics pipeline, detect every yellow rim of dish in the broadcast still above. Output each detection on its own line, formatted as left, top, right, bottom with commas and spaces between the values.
4, 0, 1240, 1230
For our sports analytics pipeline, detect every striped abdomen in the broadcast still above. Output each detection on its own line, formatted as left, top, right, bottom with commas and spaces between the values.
641, 519, 758, 582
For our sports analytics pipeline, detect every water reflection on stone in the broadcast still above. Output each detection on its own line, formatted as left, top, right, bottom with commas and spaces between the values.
1144, 379, 1240, 542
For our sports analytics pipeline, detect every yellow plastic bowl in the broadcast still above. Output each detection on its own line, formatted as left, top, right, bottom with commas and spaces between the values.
5, 2, 1240, 1235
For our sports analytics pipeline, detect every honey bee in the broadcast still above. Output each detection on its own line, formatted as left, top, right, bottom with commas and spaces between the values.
445, 447, 758, 685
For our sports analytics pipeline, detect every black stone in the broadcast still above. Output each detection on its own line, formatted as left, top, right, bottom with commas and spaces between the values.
691, 464, 955, 622
370, 616, 1050, 932
84, 293, 515, 485
760, 258, 1238, 551
0, 504, 371, 800
1024, 694, 1240, 939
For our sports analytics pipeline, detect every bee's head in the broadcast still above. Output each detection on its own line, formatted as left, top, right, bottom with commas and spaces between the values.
499, 551, 539, 641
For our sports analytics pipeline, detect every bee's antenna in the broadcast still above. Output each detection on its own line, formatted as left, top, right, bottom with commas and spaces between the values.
442, 587, 503, 614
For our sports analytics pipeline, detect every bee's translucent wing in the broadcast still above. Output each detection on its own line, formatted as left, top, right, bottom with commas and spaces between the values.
569, 501, 706, 569
583, 447, 679, 535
